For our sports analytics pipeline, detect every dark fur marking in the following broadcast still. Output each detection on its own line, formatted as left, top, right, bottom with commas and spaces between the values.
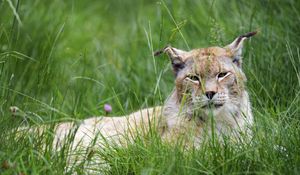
172, 61, 185, 76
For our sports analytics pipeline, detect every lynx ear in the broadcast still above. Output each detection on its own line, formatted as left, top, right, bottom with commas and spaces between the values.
225, 31, 257, 67
154, 46, 188, 75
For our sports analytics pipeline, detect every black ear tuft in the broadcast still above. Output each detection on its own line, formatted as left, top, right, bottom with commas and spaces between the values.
225, 31, 257, 68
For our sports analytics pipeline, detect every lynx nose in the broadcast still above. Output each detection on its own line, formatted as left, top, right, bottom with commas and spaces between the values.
205, 91, 216, 100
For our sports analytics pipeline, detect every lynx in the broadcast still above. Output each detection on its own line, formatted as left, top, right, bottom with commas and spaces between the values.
52, 31, 256, 150
21, 31, 257, 172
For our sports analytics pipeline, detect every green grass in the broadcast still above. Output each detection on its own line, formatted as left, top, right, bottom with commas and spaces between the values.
1, 0, 300, 174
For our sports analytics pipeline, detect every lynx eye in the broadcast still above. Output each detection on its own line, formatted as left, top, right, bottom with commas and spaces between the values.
217, 72, 231, 81
187, 74, 200, 82
217, 72, 228, 78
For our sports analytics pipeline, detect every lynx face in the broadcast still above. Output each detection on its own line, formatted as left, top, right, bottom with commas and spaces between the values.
175, 48, 246, 114
155, 31, 256, 116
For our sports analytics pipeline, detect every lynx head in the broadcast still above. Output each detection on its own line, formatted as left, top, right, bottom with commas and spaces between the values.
155, 32, 256, 116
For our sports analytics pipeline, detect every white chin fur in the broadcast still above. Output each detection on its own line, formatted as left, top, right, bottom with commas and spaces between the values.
194, 102, 238, 117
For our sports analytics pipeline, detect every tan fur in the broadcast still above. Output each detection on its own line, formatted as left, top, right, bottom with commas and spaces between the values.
53, 107, 164, 149
22, 32, 257, 172
53, 32, 256, 148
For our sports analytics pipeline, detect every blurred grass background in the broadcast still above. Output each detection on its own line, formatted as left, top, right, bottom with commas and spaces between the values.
0, 0, 300, 174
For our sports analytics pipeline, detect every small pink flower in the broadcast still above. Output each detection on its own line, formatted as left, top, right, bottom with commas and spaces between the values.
104, 104, 112, 113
